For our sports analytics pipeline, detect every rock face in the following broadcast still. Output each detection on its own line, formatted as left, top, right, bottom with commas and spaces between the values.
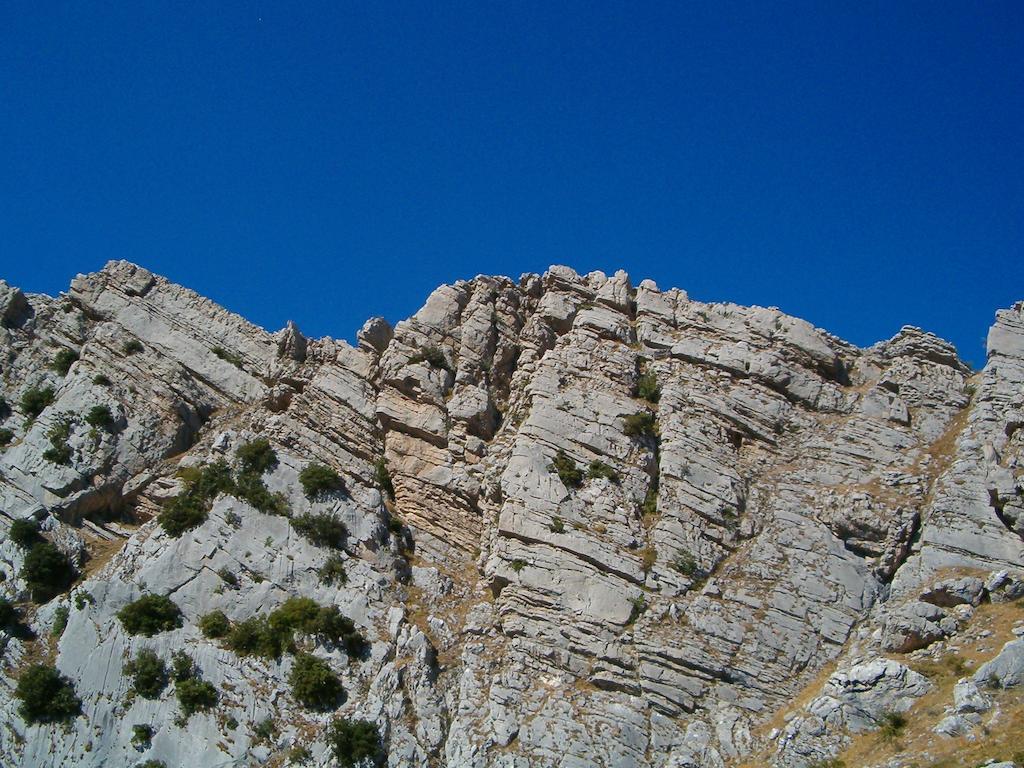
0, 261, 1022, 768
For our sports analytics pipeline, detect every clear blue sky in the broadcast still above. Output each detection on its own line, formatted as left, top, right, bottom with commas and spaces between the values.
1, 2, 1021, 366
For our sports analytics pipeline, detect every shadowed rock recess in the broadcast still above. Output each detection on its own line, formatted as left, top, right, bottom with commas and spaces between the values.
1, 261, 1022, 767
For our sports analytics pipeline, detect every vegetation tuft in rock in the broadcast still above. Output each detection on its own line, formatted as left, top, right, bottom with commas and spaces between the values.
14, 664, 81, 724
117, 594, 183, 636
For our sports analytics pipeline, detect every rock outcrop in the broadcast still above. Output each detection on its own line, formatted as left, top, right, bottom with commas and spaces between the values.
1, 261, 1022, 767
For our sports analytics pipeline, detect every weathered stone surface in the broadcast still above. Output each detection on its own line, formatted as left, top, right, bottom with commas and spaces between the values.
973, 639, 1024, 689
952, 679, 990, 713
920, 576, 987, 607
2, 261, 1023, 768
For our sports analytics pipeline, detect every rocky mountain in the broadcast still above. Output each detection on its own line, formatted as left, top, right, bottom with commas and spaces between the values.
1, 261, 1022, 768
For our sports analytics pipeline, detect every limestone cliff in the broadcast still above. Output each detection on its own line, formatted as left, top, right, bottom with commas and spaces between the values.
1, 262, 1022, 767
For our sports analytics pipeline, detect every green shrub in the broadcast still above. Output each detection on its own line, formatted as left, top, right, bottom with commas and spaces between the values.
92, 373, 112, 387
158, 493, 208, 537
409, 345, 452, 372
226, 616, 291, 658
124, 649, 169, 699
289, 652, 343, 710
117, 594, 183, 636
20, 386, 55, 420
137, 761, 167, 768
236, 438, 278, 475
170, 650, 195, 682
131, 724, 153, 747
641, 484, 658, 516
42, 416, 73, 465
309, 606, 366, 658
199, 610, 231, 639
182, 460, 235, 500
878, 710, 907, 742
291, 512, 347, 549
21, 542, 77, 603
159, 460, 235, 536
587, 460, 620, 483
633, 368, 661, 404
212, 346, 243, 368
373, 458, 395, 501
175, 677, 218, 717
269, 596, 320, 635
627, 594, 647, 625
0, 597, 18, 628
326, 717, 384, 768
9, 518, 42, 548
510, 559, 526, 572
0, 427, 14, 447
254, 716, 278, 742
123, 339, 144, 355
288, 745, 312, 765
84, 404, 115, 430
14, 663, 81, 724
42, 443, 72, 464
299, 463, 345, 499
673, 551, 699, 577
217, 567, 239, 587
549, 517, 564, 534
233, 470, 289, 516
318, 555, 348, 586
51, 605, 69, 637
51, 349, 79, 376
74, 590, 95, 609
549, 449, 583, 489
0, 396, 8, 418
623, 411, 658, 439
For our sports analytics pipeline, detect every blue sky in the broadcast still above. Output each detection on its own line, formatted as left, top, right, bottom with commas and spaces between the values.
1, 2, 1021, 366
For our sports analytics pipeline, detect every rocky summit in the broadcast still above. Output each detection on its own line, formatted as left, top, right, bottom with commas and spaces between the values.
1, 261, 1023, 768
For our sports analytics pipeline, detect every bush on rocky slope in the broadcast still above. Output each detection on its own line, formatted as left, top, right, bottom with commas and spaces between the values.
326, 717, 384, 768
289, 652, 343, 710
51, 348, 79, 376
42, 417, 73, 465
373, 457, 395, 501
19, 386, 54, 421
291, 512, 347, 549
318, 555, 348, 586
198, 610, 231, 638
623, 410, 658, 439
633, 367, 660, 404
175, 677, 218, 718
236, 438, 278, 475
158, 461, 234, 536
21, 541, 77, 602
299, 462, 345, 499
124, 649, 169, 699
84, 404, 115, 430
14, 663, 81, 724
217, 597, 367, 661
117, 594, 183, 636
549, 449, 583, 489
8, 518, 42, 548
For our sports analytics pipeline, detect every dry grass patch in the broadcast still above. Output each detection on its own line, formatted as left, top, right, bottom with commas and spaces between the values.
828, 599, 1023, 768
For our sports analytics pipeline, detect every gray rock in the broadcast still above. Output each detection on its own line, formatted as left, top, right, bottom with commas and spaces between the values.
974, 639, 1024, 689
920, 576, 987, 607
3, 262, 1024, 768
953, 679, 991, 713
